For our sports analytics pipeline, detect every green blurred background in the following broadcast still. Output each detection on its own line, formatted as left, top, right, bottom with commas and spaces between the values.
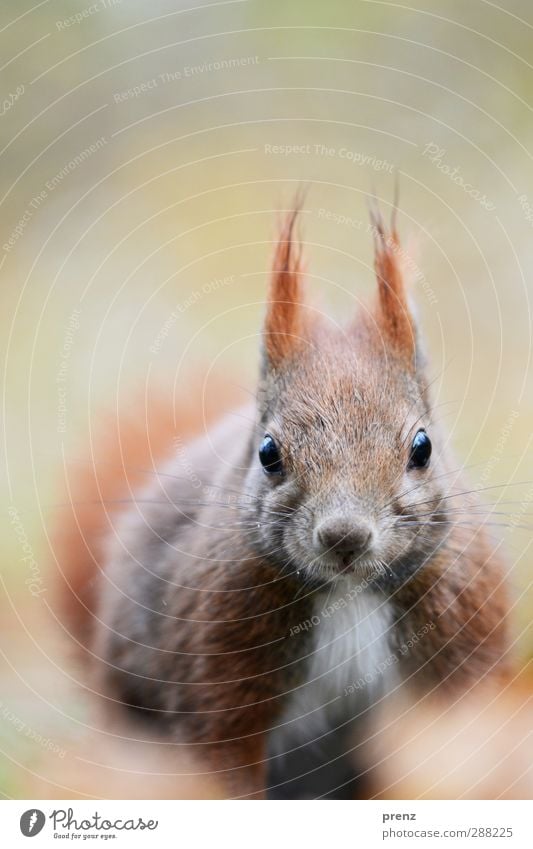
0, 0, 532, 797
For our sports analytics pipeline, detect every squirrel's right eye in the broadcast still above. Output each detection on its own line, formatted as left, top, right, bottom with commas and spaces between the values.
409, 429, 432, 469
259, 434, 284, 475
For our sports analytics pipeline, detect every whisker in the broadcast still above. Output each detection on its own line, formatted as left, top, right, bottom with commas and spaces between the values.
64, 456, 300, 515
396, 368, 447, 443
227, 410, 265, 435
400, 399, 458, 450
59, 497, 292, 520
404, 506, 533, 518
378, 463, 484, 513
407, 480, 533, 511
396, 518, 533, 531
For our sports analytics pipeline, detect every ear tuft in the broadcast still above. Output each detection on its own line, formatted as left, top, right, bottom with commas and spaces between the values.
264, 206, 307, 368
370, 203, 416, 367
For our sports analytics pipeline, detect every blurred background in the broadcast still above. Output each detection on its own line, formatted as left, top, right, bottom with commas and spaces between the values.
0, 0, 532, 798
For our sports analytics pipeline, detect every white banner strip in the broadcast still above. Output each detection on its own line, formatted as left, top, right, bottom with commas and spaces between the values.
1, 799, 530, 848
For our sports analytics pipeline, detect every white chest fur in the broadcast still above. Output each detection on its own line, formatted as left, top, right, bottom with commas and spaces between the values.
272, 585, 394, 745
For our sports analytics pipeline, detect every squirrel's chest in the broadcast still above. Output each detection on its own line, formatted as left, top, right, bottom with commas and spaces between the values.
274, 588, 395, 736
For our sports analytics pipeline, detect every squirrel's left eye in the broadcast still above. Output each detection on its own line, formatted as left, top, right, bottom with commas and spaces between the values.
408, 429, 432, 469
259, 434, 284, 475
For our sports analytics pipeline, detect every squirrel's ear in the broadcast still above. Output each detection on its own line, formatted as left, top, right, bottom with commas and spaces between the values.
264, 208, 307, 369
372, 211, 417, 369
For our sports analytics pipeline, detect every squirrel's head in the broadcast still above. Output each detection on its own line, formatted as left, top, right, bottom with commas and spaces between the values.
247, 205, 450, 588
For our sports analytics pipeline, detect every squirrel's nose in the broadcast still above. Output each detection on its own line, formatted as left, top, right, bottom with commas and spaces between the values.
314, 515, 374, 560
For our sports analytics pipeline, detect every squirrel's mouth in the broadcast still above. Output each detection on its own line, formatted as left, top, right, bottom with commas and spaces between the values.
305, 553, 389, 585
281, 525, 388, 584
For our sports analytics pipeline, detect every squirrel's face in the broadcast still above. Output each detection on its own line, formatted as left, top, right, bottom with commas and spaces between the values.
250, 344, 450, 586
248, 206, 450, 586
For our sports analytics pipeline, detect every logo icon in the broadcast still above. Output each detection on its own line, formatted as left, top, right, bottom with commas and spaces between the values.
20, 809, 46, 837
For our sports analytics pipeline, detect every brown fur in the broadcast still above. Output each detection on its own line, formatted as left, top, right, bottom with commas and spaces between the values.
371, 210, 416, 366
56, 207, 510, 799
264, 207, 309, 368
52, 378, 237, 646
369, 676, 532, 799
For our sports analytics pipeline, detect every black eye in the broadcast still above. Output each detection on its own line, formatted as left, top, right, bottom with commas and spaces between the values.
259, 434, 284, 475
409, 429, 432, 469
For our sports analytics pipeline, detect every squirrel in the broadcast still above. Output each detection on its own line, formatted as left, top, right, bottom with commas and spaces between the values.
55, 203, 510, 800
